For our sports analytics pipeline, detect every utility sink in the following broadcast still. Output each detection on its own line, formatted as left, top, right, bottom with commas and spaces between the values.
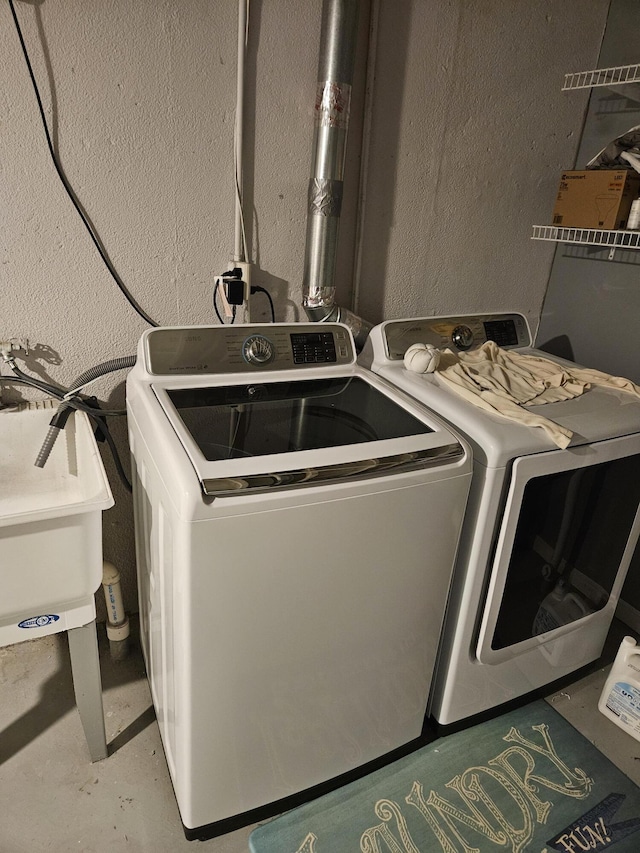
0, 400, 113, 643
0, 399, 114, 762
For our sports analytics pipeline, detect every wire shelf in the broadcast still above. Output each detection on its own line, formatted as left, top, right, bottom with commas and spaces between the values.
531, 225, 640, 250
562, 63, 640, 91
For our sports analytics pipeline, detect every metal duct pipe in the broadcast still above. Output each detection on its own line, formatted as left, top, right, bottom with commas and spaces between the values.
302, 0, 372, 350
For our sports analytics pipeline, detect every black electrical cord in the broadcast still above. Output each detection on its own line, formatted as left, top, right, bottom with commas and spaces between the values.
8, 0, 159, 329
251, 285, 275, 322
88, 411, 133, 493
213, 281, 224, 323
3, 368, 64, 399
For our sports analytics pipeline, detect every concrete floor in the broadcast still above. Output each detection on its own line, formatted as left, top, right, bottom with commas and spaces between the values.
1, 618, 639, 853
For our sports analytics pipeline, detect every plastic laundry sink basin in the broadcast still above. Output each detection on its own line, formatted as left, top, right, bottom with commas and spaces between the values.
0, 401, 113, 637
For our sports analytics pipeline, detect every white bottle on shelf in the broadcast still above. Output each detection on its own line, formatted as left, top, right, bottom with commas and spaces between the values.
598, 636, 640, 740
627, 198, 640, 230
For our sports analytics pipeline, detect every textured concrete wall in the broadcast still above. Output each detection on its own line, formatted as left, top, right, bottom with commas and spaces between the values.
0, 0, 609, 616
356, 0, 610, 325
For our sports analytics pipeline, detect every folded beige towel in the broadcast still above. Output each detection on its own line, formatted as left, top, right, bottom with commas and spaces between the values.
436, 341, 640, 449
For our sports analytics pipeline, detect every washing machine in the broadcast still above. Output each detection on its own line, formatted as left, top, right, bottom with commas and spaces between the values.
126, 322, 471, 839
360, 312, 640, 730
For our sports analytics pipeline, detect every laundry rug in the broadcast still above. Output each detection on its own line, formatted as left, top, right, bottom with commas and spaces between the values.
249, 700, 640, 853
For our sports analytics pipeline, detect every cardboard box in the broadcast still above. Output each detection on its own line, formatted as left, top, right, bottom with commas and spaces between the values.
552, 169, 640, 230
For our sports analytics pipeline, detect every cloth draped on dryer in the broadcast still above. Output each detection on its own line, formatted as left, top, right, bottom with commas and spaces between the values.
436, 341, 640, 448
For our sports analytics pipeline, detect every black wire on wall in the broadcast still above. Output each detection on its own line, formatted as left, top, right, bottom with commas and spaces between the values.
8, 0, 159, 328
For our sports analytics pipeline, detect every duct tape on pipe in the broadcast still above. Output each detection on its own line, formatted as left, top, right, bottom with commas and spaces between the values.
308, 178, 343, 216
315, 81, 351, 129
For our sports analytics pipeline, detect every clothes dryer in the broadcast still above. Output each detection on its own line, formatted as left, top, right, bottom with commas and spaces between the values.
126, 323, 471, 838
360, 313, 640, 729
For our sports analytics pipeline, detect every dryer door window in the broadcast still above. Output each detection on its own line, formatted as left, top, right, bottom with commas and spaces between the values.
476, 444, 640, 663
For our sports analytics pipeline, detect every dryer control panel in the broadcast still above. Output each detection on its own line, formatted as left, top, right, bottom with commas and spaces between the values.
143, 323, 355, 375
382, 313, 531, 360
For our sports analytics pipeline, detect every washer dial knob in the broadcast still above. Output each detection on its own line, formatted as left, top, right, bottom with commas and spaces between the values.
242, 334, 275, 365
451, 324, 474, 350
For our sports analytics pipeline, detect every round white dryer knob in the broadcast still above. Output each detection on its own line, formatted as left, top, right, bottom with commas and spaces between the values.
403, 342, 441, 374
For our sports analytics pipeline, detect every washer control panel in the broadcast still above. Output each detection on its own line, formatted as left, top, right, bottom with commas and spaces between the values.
144, 324, 354, 375
383, 313, 531, 360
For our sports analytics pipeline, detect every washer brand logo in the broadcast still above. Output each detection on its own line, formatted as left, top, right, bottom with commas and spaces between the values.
18, 614, 60, 629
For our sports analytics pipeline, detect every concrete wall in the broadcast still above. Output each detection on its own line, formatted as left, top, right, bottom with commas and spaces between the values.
0, 0, 609, 617
357, 1, 611, 324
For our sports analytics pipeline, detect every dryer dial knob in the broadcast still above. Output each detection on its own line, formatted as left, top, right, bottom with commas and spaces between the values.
243, 335, 275, 365
451, 324, 474, 350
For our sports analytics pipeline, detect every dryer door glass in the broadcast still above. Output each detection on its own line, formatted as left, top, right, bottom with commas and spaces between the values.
476, 447, 640, 660
166, 377, 433, 460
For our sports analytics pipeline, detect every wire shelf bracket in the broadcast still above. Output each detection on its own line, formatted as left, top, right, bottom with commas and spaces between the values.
562, 63, 640, 91
531, 225, 640, 260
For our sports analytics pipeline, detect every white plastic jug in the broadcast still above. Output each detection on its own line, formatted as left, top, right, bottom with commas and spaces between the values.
533, 582, 591, 635
598, 636, 640, 741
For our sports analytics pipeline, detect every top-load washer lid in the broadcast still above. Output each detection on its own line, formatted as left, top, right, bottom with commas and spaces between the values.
360, 313, 640, 468
128, 323, 470, 498
165, 376, 427, 459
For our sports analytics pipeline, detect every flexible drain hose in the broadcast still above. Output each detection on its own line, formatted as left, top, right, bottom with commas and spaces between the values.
34, 356, 135, 468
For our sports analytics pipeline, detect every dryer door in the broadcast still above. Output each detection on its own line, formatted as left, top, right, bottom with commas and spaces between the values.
476, 436, 640, 664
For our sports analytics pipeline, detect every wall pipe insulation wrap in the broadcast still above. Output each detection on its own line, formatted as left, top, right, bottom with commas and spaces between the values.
302, 0, 372, 350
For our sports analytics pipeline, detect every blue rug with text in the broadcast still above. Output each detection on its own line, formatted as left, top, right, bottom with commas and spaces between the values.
249, 700, 640, 853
